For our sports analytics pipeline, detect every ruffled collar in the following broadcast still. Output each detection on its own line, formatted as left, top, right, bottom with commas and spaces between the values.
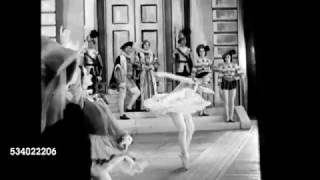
140, 48, 153, 55
120, 51, 131, 58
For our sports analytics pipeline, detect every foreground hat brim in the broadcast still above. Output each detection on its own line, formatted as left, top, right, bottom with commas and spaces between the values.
41, 36, 80, 85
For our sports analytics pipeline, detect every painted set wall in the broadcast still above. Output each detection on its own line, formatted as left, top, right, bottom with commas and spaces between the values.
56, 0, 98, 46
190, 0, 215, 103
56, 0, 85, 45
190, 0, 214, 61
172, 0, 185, 49
84, 0, 98, 32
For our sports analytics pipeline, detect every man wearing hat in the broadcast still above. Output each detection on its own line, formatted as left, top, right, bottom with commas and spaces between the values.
173, 31, 193, 77
109, 41, 141, 120
83, 30, 103, 94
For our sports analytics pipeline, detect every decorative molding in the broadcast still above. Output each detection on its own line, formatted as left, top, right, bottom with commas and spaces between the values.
112, 5, 129, 24
141, 4, 158, 23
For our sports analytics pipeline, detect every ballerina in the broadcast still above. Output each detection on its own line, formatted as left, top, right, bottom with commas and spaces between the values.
143, 71, 214, 170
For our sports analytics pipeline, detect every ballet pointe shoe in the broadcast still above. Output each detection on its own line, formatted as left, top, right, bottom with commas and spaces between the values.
179, 153, 189, 170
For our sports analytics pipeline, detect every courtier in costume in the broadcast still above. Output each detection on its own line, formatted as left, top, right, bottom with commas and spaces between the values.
83, 30, 103, 94
173, 33, 193, 77
109, 42, 141, 120
135, 40, 160, 110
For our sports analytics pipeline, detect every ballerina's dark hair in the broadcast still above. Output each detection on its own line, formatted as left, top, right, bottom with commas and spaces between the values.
196, 44, 210, 57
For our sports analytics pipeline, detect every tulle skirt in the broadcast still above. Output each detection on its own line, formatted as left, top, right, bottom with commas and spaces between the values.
144, 88, 211, 115
90, 135, 148, 176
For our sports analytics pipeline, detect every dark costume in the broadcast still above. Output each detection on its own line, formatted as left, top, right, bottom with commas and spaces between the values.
174, 46, 193, 77
41, 103, 92, 180
109, 53, 136, 90
83, 50, 103, 93
41, 36, 92, 180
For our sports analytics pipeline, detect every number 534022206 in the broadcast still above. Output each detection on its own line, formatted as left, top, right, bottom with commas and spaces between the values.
10, 147, 56, 156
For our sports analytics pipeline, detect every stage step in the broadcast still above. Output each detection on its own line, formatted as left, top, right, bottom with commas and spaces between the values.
115, 109, 245, 134
105, 92, 251, 133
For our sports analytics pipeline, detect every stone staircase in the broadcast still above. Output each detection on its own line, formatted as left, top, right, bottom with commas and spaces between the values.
106, 93, 251, 134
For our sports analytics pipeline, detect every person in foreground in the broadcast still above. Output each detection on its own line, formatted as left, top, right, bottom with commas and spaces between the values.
41, 36, 92, 180
68, 65, 148, 180
143, 71, 214, 170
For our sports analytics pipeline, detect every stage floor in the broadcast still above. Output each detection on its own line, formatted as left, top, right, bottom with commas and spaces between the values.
112, 121, 260, 180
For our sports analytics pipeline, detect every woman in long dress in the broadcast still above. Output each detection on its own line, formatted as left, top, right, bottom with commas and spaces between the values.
143, 71, 213, 170
136, 40, 159, 110
214, 49, 244, 122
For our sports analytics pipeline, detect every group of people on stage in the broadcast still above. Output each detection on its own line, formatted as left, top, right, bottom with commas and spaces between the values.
41, 28, 244, 180
105, 29, 244, 171
109, 40, 160, 120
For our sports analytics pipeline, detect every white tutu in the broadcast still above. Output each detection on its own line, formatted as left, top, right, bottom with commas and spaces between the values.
144, 88, 211, 114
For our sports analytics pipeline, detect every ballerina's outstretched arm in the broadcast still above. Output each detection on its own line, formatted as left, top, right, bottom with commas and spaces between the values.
154, 72, 195, 84
153, 72, 215, 96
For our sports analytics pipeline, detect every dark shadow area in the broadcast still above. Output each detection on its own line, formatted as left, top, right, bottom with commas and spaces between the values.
241, 1, 313, 180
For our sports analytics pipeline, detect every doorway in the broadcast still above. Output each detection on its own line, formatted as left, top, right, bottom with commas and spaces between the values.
97, 0, 166, 92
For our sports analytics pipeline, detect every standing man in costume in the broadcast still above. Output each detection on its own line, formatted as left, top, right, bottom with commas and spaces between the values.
173, 30, 193, 77
83, 30, 103, 94
109, 42, 141, 120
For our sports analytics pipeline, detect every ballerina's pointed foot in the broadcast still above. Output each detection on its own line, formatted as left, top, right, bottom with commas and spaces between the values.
179, 153, 190, 170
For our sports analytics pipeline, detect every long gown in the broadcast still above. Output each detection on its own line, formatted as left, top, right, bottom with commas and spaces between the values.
137, 50, 159, 108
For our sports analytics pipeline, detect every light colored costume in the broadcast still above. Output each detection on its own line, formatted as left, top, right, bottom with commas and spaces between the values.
82, 95, 148, 176
144, 72, 213, 114
136, 49, 159, 108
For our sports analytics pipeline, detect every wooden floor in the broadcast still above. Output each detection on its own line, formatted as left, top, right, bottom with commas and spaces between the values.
112, 121, 260, 180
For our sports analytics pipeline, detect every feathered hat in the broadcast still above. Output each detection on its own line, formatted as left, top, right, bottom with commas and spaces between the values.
41, 36, 79, 86
120, 41, 134, 50
178, 28, 191, 44
41, 36, 80, 133
222, 49, 236, 60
